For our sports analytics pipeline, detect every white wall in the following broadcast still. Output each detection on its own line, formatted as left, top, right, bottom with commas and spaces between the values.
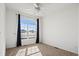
0, 3, 6, 56
78, 4, 79, 55
42, 4, 78, 54
6, 8, 18, 48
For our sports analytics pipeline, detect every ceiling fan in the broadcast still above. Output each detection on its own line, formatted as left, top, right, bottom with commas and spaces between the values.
33, 3, 40, 11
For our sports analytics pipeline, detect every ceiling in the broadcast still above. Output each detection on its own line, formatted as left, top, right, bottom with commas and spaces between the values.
6, 3, 77, 17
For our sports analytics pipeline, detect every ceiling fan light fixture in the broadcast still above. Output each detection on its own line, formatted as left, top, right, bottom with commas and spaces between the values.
33, 3, 40, 10
33, 3, 39, 8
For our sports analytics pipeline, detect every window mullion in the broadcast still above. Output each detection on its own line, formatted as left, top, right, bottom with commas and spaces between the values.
27, 24, 29, 39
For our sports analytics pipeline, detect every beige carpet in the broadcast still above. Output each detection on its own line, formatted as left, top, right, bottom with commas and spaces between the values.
6, 43, 78, 56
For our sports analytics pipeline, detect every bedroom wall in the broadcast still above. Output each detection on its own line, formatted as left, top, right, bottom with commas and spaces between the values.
0, 3, 6, 56
78, 4, 79, 55
6, 8, 18, 48
42, 4, 78, 54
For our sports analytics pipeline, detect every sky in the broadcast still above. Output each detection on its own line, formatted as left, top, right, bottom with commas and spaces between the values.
20, 16, 37, 31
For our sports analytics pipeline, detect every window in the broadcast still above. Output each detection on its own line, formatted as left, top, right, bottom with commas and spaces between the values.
20, 15, 37, 40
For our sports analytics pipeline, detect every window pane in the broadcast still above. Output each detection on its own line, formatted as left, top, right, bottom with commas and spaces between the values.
20, 16, 28, 39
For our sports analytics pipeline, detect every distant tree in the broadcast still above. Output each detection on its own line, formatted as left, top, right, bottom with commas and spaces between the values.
21, 29, 26, 33
29, 30, 34, 33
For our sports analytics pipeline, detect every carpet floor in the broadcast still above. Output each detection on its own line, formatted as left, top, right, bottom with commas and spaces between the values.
6, 43, 78, 56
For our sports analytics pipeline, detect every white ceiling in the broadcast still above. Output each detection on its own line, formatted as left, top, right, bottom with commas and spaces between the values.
6, 3, 36, 15
6, 3, 77, 17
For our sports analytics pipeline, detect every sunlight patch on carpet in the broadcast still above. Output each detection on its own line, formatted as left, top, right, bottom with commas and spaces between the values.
16, 48, 26, 56
27, 46, 42, 56
30, 52, 42, 56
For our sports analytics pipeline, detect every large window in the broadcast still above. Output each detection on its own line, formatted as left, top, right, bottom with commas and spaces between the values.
20, 16, 37, 39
